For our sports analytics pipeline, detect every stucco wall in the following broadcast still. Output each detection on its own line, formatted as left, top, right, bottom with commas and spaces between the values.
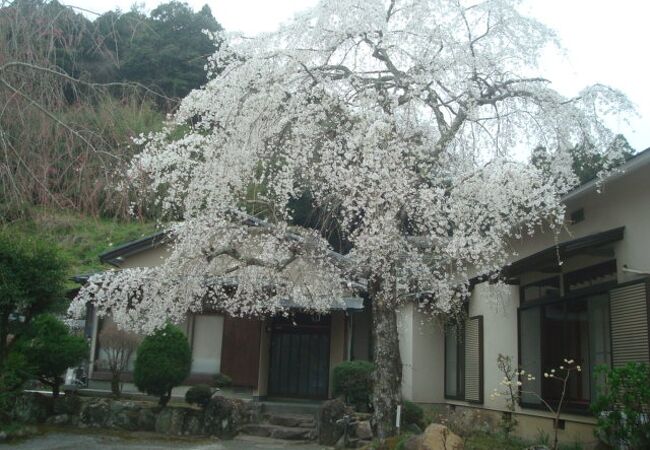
399, 305, 445, 404
115, 244, 171, 269
510, 165, 650, 284
189, 314, 224, 374
329, 311, 346, 396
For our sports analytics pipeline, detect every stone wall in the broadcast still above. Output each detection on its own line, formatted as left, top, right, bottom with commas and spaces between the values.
11, 392, 253, 439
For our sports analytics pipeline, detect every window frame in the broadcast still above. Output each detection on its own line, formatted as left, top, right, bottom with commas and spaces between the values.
519, 275, 561, 304
517, 282, 616, 414
444, 322, 465, 401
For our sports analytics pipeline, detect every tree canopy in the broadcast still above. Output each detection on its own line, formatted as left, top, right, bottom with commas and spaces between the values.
0, 231, 68, 368
13, 314, 88, 396
72, 0, 633, 438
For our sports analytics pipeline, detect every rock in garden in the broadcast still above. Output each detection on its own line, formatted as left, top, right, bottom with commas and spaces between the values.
155, 407, 188, 435
12, 392, 52, 424
355, 420, 373, 440
318, 398, 349, 446
137, 407, 157, 431
79, 398, 111, 427
45, 414, 70, 425
202, 395, 246, 438
108, 400, 141, 431
184, 409, 204, 435
53, 394, 81, 416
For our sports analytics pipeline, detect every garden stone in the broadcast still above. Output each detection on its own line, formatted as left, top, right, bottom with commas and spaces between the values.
138, 407, 157, 431
354, 420, 373, 440
12, 392, 51, 424
45, 413, 70, 425
203, 395, 245, 438
155, 407, 188, 435
108, 400, 141, 431
318, 398, 349, 446
183, 410, 204, 435
53, 394, 81, 415
244, 401, 263, 422
79, 398, 111, 427
403, 423, 464, 450
0, 431, 6, 441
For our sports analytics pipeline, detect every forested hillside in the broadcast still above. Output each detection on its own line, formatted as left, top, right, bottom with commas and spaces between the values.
0, 0, 222, 272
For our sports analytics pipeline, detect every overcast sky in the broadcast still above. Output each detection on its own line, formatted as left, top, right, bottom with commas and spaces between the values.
71, 0, 649, 151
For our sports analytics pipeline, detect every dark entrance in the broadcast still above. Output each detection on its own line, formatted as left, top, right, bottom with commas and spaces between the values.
268, 313, 330, 399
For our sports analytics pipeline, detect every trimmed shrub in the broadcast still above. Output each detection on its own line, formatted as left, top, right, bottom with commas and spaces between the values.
14, 314, 88, 397
401, 400, 425, 429
133, 323, 191, 406
185, 384, 213, 408
212, 372, 232, 389
332, 360, 375, 410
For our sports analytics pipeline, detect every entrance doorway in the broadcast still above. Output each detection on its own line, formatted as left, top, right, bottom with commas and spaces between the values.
268, 314, 330, 399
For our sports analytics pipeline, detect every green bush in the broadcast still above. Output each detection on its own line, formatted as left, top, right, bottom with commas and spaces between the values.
212, 372, 232, 388
0, 352, 31, 422
185, 384, 213, 407
592, 362, 650, 449
133, 323, 191, 406
401, 400, 425, 429
332, 360, 375, 410
14, 314, 88, 397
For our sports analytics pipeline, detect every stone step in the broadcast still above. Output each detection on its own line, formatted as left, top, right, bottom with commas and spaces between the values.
265, 413, 316, 428
239, 423, 315, 441
260, 400, 321, 417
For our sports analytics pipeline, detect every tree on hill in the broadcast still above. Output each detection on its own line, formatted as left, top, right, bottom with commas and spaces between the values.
93, 2, 223, 100
72, 0, 633, 440
532, 134, 636, 185
0, 232, 68, 368
0, 1, 222, 218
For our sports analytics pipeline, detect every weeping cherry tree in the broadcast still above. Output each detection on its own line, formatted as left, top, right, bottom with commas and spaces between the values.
71, 0, 633, 439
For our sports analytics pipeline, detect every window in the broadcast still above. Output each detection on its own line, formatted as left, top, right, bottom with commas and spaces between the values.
521, 277, 560, 303
519, 292, 612, 410
445, 325, 464, 399
445, 316, 483, 403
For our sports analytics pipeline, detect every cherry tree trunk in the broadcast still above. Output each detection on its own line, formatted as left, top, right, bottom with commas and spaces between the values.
370, 279, 402, 441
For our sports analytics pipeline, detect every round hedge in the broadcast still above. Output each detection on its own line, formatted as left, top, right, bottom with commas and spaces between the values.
185, 384, 213, 407
133, 323, 191, 405
332, 360, 375, 410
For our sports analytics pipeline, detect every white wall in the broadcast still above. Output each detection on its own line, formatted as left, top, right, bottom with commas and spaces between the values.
468, 282, 519, 410
189, 314, 224, 374
399, 304, 445, 404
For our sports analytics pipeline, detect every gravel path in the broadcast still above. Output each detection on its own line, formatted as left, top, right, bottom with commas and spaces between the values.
5, 430, 329, 450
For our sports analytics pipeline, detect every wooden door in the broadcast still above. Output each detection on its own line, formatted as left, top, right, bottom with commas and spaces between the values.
220, 317, 262, 388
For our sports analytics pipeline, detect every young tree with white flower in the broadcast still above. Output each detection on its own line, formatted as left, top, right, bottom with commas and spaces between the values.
493, 354, 582, 449
70, 0, 632, 439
